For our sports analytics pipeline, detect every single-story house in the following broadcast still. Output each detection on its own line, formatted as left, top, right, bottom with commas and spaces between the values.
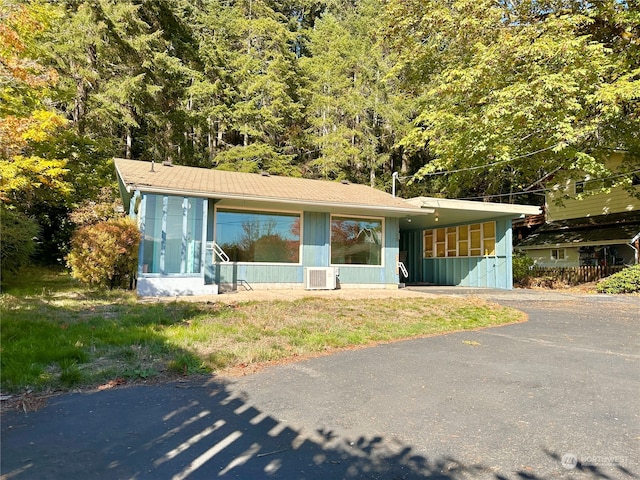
115, 158, 541, 296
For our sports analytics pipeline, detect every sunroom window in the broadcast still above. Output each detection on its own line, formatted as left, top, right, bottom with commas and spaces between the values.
215, 209, 300, 263
331, 216, 383, 266
141, 195, 204, 274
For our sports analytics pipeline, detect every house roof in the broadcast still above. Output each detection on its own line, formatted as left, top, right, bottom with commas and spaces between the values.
517, 211, 640, 249
114, 158, 427, 217
114, 158, 542, 226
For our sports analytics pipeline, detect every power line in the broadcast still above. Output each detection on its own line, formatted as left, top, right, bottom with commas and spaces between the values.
400, 142, 567, 180
456, 169, 640, 201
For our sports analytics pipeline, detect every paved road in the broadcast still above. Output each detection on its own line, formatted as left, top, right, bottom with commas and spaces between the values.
2, 290, 639, 479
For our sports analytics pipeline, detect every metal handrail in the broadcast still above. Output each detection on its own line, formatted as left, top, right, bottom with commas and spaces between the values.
398, 261, 408, 278
208, 241, 230, 263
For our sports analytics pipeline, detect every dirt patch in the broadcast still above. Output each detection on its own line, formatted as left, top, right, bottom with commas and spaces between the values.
141, 287, 438, 305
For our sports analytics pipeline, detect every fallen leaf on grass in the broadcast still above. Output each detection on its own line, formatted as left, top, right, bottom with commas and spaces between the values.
98, 378, 126, 391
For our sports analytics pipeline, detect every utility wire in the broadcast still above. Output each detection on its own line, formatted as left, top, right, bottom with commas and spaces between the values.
456, 169, 640, 201
399, 142, 567, 180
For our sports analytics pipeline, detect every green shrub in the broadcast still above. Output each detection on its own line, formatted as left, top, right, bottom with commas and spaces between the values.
512, 251, 535, 283
67, 217, 141, 289
0, 205, 39, 283
596, 264, 640, 294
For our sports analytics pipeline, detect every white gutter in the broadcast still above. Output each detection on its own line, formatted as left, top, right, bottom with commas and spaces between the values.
407, 196, 542, 216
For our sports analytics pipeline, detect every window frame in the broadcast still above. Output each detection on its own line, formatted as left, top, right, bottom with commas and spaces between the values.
423, 221, 497, 258
550, 248, 567, 261
213, 206, 303, 265
330, 214, 385, 267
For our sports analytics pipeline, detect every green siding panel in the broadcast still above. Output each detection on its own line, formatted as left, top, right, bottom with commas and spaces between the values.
422, 255, 512, 289
385, 217, 400, 284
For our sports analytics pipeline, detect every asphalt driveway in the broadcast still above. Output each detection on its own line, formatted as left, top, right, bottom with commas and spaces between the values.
2, 289, 639, 479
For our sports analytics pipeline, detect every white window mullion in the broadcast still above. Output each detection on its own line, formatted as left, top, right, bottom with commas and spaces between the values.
181, 198, 188, 274
160, 195, 168, 274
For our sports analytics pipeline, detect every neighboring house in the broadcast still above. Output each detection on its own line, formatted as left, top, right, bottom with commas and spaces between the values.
517, 154, 640, 267
115, 159, 540, 296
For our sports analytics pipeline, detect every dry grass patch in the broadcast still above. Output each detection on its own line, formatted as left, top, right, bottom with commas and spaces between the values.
1, 268, 525, 397
163, 297, 525, 374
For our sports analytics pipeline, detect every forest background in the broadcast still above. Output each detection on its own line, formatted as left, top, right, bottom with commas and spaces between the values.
1, 0, 638, 266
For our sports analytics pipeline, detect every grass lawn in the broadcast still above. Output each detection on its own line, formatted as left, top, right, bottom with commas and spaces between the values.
1, 267, 526, 395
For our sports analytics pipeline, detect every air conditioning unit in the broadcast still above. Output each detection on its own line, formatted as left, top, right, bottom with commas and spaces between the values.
304, 267, 337, 290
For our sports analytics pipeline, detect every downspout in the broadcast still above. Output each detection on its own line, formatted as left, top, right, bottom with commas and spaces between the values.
630, 232, 640, 264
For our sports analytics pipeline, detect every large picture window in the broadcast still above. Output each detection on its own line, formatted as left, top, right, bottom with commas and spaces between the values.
215, 209, 300, 263
331, 216, 383, 266
424, 222, 496, 258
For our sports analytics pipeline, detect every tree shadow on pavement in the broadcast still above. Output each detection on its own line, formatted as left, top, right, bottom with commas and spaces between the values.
2, 377, 637, 479
1, 377, 487, 479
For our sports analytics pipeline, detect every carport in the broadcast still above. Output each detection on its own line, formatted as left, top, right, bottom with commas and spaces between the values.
399, 197, 541, 288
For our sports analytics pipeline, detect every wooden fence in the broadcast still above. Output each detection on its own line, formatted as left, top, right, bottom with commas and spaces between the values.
530, 265, 626, 285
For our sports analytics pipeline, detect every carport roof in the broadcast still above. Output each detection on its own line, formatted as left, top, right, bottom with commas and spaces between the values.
400, 197, 542, 231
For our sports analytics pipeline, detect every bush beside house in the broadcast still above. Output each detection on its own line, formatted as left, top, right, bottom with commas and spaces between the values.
67, 218, 141, 289
596, 264, 640, 294
512, 251, 535, 285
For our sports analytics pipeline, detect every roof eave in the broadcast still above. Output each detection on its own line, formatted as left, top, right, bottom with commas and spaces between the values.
518, 238, 634, 250
406, 196, 542, 217
114, 161, 132, 194
126, 184, 433, 217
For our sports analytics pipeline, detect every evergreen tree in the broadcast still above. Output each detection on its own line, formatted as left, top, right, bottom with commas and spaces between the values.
302, 0, 407, 186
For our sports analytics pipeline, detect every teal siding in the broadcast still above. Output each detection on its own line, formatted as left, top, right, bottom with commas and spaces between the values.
385, 217, 400, 284
400, 230, 423, 283
211, 264, 302, 285
423, 256, 510, 288
302, 212, 330, 266
405, 217, 514, 289
133, 189, 517, 290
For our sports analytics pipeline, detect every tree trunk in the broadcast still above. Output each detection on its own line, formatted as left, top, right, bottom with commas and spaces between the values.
125, 128, 132, 159
207, 117, 214, 161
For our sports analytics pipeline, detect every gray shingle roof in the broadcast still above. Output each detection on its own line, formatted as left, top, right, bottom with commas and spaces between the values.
115, 158, 421, 214
517, 211, 640, 248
